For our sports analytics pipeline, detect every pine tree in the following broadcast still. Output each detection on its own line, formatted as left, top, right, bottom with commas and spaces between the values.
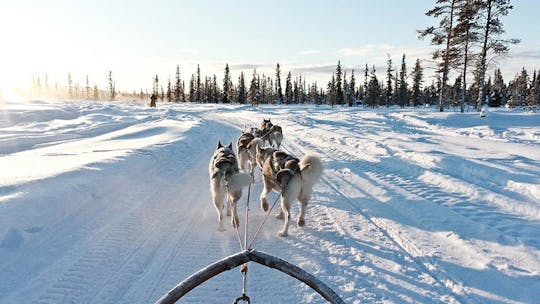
167, 78, 172, 102
410, 59, 424, 106
491, 68, 506, 106
196, 64, 202, 102
475, 0, 520, 109
326, 74, 336, 106
85, 75, 90, 99
348, 70, 356, 106
385, 55, 394, 107
223, 64, 232, 103
153, 75, 159, 96
418, 0, 460, 111
398, 54, 408, 107
237, 72, 247, 104
212, 75, 219, 102
93, 85, 99, 100
189, 74, 196, 102
367, 66, 381, 108
453, 0, 481, 112
108, 71, 116, 100
285, 72, 293, 103
68, 73, 73, 98
335, 61, 344, 105
276, 63, 284, 103
363, 63, 369, 102
174, 65, 181, 102
248, 69, 261, 105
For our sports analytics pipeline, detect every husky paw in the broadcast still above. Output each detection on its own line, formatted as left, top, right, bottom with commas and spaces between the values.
218, 226, 226, 232
226, 210, 231, 216
277, 231, 288, 237
261, 201, 269, 212
275, 212, 284, 220
297, 219, 305, 227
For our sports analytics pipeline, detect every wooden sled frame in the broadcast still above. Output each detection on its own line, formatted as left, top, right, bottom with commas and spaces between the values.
155, 249, 345, 304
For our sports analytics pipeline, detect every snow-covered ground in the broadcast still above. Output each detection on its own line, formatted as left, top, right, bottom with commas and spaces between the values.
1, 98, 539, 304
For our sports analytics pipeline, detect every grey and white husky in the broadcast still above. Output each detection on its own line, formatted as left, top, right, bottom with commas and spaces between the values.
209, 141, 252, 231
237, 130, 256, 178
260, 119, 283, 149
256, 145, 323, 236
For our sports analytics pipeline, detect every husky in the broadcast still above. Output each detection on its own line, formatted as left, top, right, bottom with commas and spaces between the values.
237, 130, 256, 177
260, 119, 283, 149
256, 146, 323, 236
209, 141, 252, 231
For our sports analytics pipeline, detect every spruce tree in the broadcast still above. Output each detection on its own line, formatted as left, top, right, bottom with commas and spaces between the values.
68, 73, 73, 98
108, 71, 116, 100
398, 54, 408, 107
248, 69, 261, 105
189, 74, 195, 102
196, 64, 202, 102
335, 61, 344, 105
410, 59, 424, 106
167, 78, 172, 102
348, 70, 356, 106
174, 65, 181, 102
276, 63, 284, 103
364, 63, 369, 102
238, 71, 247, 104
285, 72, 293, 103
223, 64, 232, 103
367, 66, 381, 108
385, 56, 394, 107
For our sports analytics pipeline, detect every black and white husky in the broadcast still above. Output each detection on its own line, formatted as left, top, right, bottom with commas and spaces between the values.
209, 141, 252, 231
256, 145, 323, 236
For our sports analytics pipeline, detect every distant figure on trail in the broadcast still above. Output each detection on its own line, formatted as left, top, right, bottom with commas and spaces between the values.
150, 93, 157, 107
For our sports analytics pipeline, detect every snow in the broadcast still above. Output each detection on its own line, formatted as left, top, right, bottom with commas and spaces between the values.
1, 98, 539, 303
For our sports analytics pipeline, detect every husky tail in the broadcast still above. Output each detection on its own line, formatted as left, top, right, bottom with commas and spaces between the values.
299, 154, 323, 184
227, 172, 252, 192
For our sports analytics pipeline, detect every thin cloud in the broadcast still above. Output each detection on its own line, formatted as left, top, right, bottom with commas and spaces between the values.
229, 63, 266, 70
298, 50, 321, 55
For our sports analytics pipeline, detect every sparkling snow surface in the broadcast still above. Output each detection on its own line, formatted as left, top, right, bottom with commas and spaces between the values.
1, 99, 539, 303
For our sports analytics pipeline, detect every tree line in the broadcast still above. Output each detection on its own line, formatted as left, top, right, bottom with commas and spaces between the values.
30, 59, 540, 110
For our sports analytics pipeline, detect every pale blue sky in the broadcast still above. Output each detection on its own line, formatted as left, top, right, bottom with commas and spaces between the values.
1, 0, 539, 93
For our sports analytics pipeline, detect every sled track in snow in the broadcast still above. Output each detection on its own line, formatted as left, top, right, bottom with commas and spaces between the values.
277, 136, 471, 303
320, 176, 469, 304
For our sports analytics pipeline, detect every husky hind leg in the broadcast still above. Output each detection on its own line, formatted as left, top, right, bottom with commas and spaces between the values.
278, 175, 301, 237
210, 177, 227, 231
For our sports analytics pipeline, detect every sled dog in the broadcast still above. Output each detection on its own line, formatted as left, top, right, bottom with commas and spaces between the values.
260, 119, 283, 149
256, 145, 323, 236
237, 130, 256, 177
209, 141, 252, 231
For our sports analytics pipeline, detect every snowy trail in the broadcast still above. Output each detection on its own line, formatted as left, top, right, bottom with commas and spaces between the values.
1, 100, 539, 303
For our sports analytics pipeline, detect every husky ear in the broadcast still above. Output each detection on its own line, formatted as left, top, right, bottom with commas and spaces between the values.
217, 141, 223, 149
227, 142, 233, 149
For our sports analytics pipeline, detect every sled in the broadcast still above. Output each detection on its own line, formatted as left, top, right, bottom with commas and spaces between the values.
154, 249, 345, 304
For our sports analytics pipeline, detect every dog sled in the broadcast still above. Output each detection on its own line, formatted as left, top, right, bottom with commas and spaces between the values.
154, 249, 345, 304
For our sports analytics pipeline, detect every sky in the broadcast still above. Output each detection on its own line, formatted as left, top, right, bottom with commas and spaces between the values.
1, 0, 539, 96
